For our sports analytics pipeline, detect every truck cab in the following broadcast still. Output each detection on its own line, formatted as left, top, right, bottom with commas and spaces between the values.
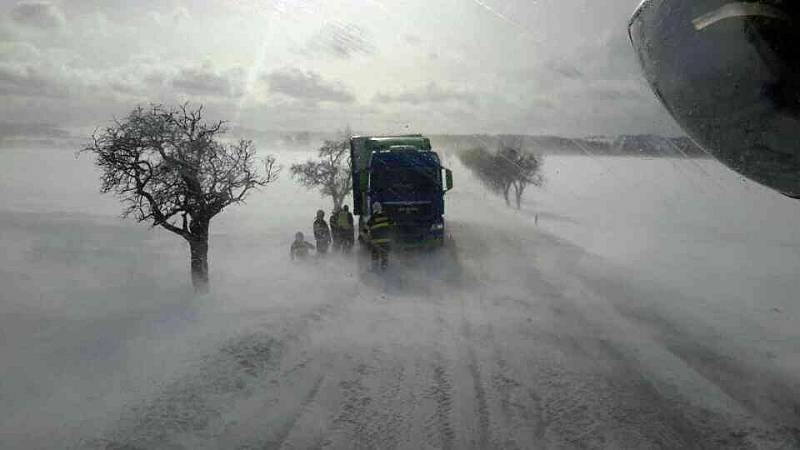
350, 135, 453, 249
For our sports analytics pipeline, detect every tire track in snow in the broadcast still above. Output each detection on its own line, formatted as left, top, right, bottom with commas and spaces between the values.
523, 273, 758, 448
328, 362, 377, 448
371, 342, 421, 449
325, 348, 411, 449
457, 221, 708, 447
461, 320, 492, 449
96, 300, 344, 450
485, 321, 548, 448
422, 301, 456, 450
260, 374, 325, 450
521, 291, 702, 448
98, 333, 283, 450
428, 360, 456, 450
585, 272, 800, 446
551, 269, 800, 448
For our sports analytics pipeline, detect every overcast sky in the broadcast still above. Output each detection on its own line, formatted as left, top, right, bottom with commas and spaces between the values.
0, 0, 681, 136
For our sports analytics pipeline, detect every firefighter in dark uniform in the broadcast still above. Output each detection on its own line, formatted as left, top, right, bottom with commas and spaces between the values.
330, 207, 342, 252
313, 210, 332, 256
367, 202, 392, 271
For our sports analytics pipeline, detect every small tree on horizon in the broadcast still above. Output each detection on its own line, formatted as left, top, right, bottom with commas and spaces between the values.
497, 143, 543, 209
82, 104, 279, 293
459, 137, 543, 209
290, 127, 353, 210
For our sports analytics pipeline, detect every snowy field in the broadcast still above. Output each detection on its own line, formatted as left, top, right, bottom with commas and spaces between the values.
1, 146, 799, 448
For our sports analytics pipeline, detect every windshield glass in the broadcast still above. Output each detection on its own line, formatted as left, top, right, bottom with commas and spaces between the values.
371, 154, 441, 194
2, 1, 799, 448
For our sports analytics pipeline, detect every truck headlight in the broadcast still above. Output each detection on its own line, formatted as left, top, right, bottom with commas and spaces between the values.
430, 223, 444, 231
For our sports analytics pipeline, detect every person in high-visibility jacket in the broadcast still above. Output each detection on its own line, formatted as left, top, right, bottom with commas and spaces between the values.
367, 202, 392, 271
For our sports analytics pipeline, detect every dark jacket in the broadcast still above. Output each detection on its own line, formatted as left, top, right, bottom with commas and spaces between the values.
330, 210, 341, 235
313, 218, 331, 244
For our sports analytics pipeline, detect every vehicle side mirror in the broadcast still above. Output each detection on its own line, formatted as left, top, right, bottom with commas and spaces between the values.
359, 172, 369, 191
445, 169, 453, 191
629, 0, 800, 198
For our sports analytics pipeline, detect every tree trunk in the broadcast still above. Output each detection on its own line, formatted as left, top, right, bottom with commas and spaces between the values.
503, 184, 511, 206
514, 183, 524, 210
188, 218, 210, 294
189, 238, 209, 294
332, 194, 343, 211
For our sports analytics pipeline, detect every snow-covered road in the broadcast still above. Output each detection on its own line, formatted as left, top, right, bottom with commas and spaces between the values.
85, 217, 799, 449
2, 150, 799, 449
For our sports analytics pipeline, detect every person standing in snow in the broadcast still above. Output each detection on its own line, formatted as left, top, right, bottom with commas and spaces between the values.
367, 202, 392, 271
313, 209, 332, 256
290, 232, 315, 260
330, 207, 342, 252
338, 205, 355, 254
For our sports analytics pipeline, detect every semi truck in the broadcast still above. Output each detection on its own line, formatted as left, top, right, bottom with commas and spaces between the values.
350, 135, 453, 249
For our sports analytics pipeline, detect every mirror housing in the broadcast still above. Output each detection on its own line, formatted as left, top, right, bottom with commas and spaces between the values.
445, 168, 454, 191
630, 0, 800, 198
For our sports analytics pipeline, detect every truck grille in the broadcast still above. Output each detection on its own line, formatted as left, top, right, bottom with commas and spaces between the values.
383, 201, 434, 220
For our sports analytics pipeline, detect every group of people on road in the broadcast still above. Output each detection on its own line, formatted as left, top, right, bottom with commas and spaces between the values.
291, 205, 355, 258
290, 202, 392, 271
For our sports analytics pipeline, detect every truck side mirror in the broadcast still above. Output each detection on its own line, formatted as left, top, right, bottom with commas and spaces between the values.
445, 169, 453, 191
358, 172, 369, 192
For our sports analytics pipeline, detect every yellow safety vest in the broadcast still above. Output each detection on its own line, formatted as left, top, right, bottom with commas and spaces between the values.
338, 212, 352, 229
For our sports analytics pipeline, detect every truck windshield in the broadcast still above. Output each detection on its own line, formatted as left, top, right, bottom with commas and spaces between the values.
370, 155, 440, 194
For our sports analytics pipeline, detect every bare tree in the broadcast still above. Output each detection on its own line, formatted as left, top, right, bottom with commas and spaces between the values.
290, 127, 353, 210
459, 137, 543, 209
82, 104, 279, 293
459, 146, 509, 197
497, 142, 543, 209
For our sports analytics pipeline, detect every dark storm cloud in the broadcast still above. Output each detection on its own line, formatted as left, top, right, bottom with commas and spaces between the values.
306, 22, 373, 59
171, 65, 242, 98
374, 82, 476, 105
265, 68, 354, 103
8, 1, 65, 28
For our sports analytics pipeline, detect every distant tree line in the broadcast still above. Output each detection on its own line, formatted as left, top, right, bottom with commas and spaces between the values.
432, 134, 708, 158
459, 137, 543, 209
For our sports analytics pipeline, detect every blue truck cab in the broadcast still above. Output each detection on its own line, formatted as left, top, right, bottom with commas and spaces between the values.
350, 135, 453, 249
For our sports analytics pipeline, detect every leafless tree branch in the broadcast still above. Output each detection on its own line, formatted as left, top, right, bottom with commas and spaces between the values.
458, 137, 543, 209
289, 127, 353, 210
